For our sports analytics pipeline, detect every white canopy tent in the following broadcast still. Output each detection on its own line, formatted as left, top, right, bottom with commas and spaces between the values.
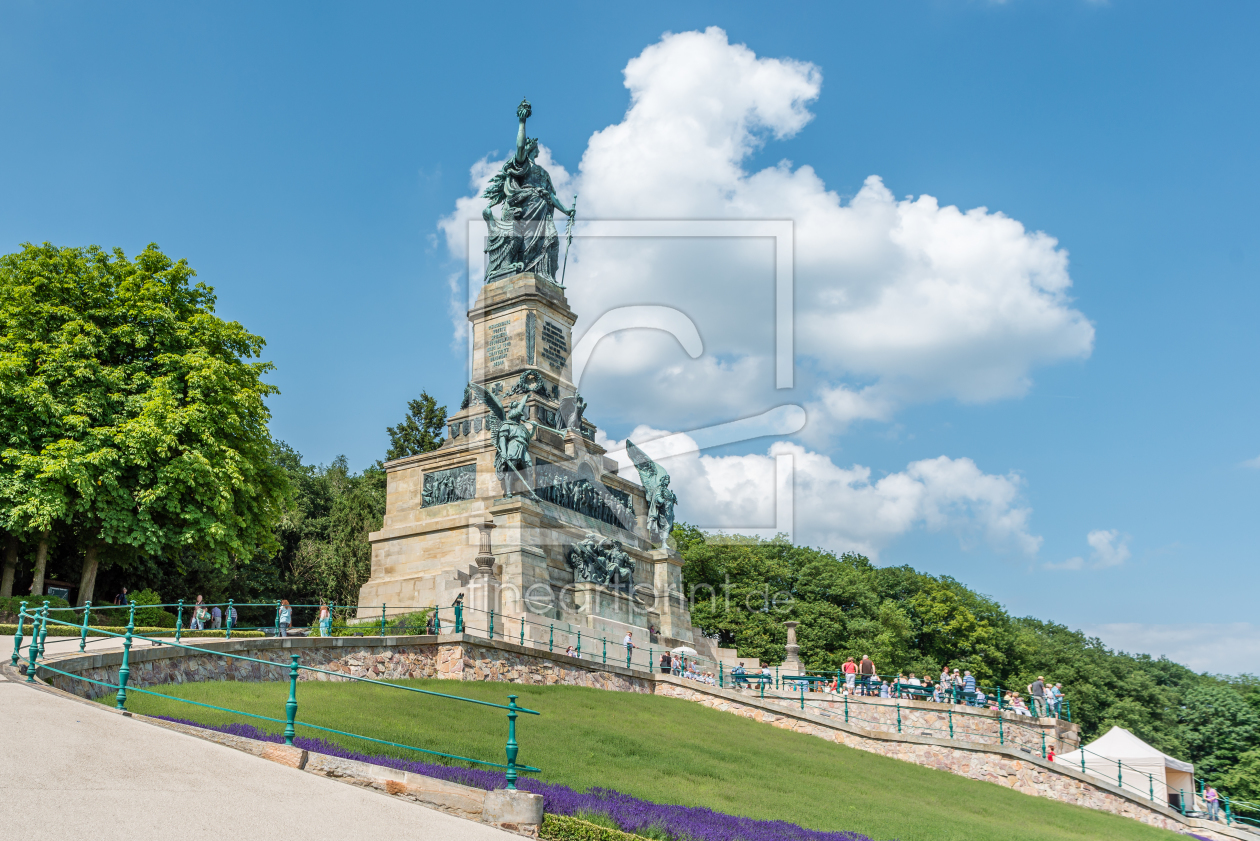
1058, 726, 1196, 809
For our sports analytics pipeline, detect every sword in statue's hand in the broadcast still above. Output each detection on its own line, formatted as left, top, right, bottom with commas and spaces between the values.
560, 194, 577, 288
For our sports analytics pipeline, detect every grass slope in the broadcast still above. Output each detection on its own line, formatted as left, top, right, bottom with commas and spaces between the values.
109, 680, 1182, 841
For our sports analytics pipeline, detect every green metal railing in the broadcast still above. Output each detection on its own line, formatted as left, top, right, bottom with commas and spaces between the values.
15, 605, 541, 789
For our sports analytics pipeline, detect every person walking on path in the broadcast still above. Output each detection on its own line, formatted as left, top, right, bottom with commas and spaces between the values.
211, 605, 222, 630
278, 599, 292, 638
623, 632, 634, 660
659, 651, 671, 674
189, 595, 205, 630
1205, 785, 1221, 821
113, 587, 129, 606
319, 602, 332, 637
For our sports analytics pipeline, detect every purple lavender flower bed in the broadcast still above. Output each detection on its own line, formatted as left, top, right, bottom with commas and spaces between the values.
156, 717, 879, 841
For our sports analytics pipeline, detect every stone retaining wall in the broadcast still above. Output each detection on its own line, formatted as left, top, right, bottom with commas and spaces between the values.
41, 635, 651, 701
760, 692, 1078, 754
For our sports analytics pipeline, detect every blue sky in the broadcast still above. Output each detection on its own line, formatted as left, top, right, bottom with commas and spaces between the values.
2, 2, 1257, 672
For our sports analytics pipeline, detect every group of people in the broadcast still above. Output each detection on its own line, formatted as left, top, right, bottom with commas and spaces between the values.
658, 650, 720, 685
168, 595, 334, 637
814, 656, 1067, 717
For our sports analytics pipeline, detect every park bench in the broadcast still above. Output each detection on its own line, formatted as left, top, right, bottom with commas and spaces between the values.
894, 682, 931, 701
730, 672, 772, 689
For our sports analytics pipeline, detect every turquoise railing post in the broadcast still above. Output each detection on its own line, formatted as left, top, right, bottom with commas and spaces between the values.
1081, 750, 1086, 775
1179, 789, 1185, 816
226, 599, 234, 639
999, 710, 1004, 745
800, 685, 804, 710
896, 702, 902, 732
549, 624, 554, 652
1225, 796, 1232, 825
434, 606, 440, 634
648, 647, 653, 674
948, 707, 954, 739
489, 609, 495, 640
775, 665, 779, 690
284, 654, 300, 746
38, 600, 49, 657
1041, 730, 1046, 758
576, 630, 581, 659
175, 599, 184, 643
520, 617, 525, 647
1149, 774, 1154, 802
275, 600, 281, 633
761, 676, 766, 700
718, 662, 723, 687
602, 637, 606, 665
379, 603, 386, 637
115, 604, 135, 707
25, 606, 41, 683
79, 601, 91, 653
455, 602, 463, 633
505, 694, 520, 790
11, 601, 27, 666
1118, 759, 1123, 790
843, 693, 848, 722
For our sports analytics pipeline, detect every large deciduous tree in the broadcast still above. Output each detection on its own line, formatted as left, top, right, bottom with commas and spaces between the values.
0, 242, 290, 603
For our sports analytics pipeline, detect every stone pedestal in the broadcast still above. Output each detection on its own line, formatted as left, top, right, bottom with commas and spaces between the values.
782, 620, 804, 675
467, 519, 500, 627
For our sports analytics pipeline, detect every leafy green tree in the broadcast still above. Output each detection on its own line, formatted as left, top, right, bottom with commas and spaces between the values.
384, 391, 447, 460
1180, 684, 1260, 780
0, 242, 290, 603
1218, 746, 1260, 801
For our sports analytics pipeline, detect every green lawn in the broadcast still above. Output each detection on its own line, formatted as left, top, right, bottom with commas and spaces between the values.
109, 679, 1183, 841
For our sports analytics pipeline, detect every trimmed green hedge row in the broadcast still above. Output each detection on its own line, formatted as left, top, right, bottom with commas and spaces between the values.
0, 625, 264, 639
540, 815, 641, 841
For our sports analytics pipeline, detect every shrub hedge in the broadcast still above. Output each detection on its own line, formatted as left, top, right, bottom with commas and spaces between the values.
541, 815, 642, 841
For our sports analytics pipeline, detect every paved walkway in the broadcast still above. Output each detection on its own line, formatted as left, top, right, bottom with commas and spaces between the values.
0, 670, 519, 841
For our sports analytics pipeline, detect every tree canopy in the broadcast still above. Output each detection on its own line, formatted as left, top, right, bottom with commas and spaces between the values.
0, 242, 289, 600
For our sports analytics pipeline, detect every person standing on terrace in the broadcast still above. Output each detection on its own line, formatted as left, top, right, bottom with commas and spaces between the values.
1028, 676, 1046, 716
859, 655, 876, 695
278, 599, 292, 637
842, 657, 857, 695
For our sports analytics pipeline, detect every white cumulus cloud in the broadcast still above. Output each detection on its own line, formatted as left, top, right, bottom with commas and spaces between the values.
441, 26, 1095, 435
598, 426, 1041, 559
1087, 528, 1131, 568
1045, 528, 1131, 571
